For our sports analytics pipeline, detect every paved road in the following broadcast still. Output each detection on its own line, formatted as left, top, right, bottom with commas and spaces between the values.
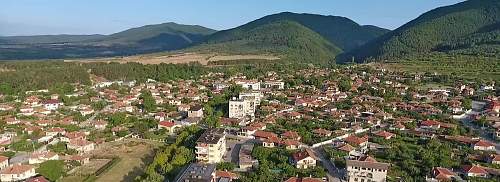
80, 104, 112, 127
312, 147, 344, 182
456, 101, 499, 153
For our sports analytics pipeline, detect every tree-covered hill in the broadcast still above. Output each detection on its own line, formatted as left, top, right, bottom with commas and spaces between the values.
237, 12, 389, 51
193, 20, 342, 63
338, 0, 500, 62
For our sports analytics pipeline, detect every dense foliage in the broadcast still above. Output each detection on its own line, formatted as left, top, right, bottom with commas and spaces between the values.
194, 20, 341, 63
339, 0, 500, 62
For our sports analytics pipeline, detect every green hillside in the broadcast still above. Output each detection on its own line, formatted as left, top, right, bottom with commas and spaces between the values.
338, 0, 500, 62
194, 20, 342, 63
240, 12, 389, 51
0, 34, 105, 44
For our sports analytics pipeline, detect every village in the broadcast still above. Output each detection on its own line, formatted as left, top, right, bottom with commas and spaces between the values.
0, 65, 498, 182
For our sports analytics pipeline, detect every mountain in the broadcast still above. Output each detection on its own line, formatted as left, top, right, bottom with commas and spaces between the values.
0, 23, 216, 60
94, 22, 216, 49
0, 34, 106, 44
194, 20, 342, 63
235, 12, 389, 51
191, 12, 389, 63
338, 0, 500, 62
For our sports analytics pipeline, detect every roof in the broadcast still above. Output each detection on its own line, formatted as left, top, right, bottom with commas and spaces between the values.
0, 164, 34, 174
190, 104, 203, 111
0, 155, 8, 163
175, 163, 215, 182
292, 148, 318, 161
337, 144, 355, 152
282, 131, 300, 139
26, 176, 49, 182
346, 160, 390, 170
197, 128, 225, 144
284, 177, 323, 182
433, 167, 455, 180
474, 140, 495, 147
254, 130, 278, 139
374, 131, 395, 138
43, 99, 60, 104
421, 120, 440, 126
344, 135, 368, 146
215, 170, 239, 179
159, 121, 175, 127
462, 165, 488, 174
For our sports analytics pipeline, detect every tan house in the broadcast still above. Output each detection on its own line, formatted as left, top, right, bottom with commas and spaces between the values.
346, 157, 390, 182
68, 139, 95, 153
291, 149, 318, 169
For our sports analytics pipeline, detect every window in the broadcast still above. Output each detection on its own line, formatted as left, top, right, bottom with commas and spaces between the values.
354, 178, 358, 182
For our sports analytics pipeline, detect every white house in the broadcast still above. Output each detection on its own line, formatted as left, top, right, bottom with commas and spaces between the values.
43, 99, 63, 111
0, 164, 36, 182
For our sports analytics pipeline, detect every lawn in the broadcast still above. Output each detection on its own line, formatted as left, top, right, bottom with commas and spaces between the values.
94, 139, 161, 182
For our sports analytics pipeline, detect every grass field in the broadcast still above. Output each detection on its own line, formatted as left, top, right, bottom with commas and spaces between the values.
64, 52, 280, 65
93, 139, 161, 182
371, 57, 500, 81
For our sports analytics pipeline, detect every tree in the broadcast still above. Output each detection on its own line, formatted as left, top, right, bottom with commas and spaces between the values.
339, 78, 352, 92
140, 90, 156, 113
217, 162, 236, 171
37, 160, 65, 181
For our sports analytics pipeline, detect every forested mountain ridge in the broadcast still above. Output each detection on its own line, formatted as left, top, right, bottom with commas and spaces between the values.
193, 20, 342, 63
338, 0, 500, 62
209, 12, 389, 51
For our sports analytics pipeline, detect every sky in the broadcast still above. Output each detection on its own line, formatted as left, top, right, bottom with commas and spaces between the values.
0, 0, 465, 36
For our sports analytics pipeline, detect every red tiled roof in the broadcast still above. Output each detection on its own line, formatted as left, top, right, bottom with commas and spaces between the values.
474, 140, 494, 147
254, 130, 278, 139
0, 164, 34, 174
462, 165, 488, 174
374, 131, 395, 139
292, 148, 317, 161
158, 121, 175, 127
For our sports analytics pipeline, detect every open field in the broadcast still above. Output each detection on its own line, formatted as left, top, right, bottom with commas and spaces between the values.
371, 59, 500, 80
64, 52, 280, 65
93, 139, 161, 182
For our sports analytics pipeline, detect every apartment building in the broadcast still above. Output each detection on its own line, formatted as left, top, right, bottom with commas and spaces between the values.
229, 97, 256, 119
195, 128, 226, 163
346, 158, 390, 182
174, 163, 216, 182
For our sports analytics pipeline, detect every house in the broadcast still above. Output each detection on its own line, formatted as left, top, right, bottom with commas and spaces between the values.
313, 128, 332, 137
188, 105, 203, 118
42, 99, 63, 111
420, 120, 441, 130
68, 139, 95, 153
284, 177, 323, 182
0, 156, 8, 170
431, 167, 456, 181
462, 165, 489, 178
0, 164, 36, 182
487, 154, 500, 164
472, 140, 496, 151
215, 170, 239, 182
374, 131, 395, 140
26, 176, 49, 182
337, 143, 357, 156
195, 128, 226, 163
346, 158, 390, 182
282, 131, 301, 140
238, 144, 257, 171
28, 151, 59, 164
291, 149, 318, 169
157, 121, 179, 134
344, 135, 369, 152
94, 120, 108, 130
283, 140, 303, 150
262, 137, 281, 148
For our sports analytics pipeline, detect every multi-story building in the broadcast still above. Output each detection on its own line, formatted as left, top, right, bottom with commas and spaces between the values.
236, 80, 260, 90
346, 158, 390, 182
229, 97, 256, 119
195, 128, 226, 163
239, 91, 263, 106
174, 163, 216, 182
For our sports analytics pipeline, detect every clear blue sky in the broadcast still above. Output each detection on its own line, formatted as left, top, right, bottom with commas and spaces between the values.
0, 0, 464, 36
